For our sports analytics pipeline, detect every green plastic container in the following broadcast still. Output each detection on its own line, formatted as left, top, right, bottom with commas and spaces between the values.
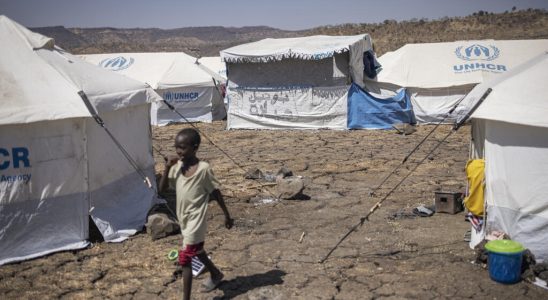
485, 240, 525, 284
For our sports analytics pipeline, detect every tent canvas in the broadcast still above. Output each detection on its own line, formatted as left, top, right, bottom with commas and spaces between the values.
347, 83, 415, 129
0, 16, 161, 265
365, 40, 548, 123
197, 56, 227, 80
462, 52, 548, 261
221, 34, 376, 129
80, 52, 226, 125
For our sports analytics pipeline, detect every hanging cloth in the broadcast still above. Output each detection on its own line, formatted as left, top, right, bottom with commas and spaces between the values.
463, 159, 485, 216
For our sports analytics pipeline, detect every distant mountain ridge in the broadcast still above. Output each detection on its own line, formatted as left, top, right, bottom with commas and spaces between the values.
31, 9, 548, 57
32, 25, 303, 56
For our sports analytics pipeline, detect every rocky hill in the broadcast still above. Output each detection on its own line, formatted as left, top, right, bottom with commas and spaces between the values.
31, 25, 303, 56
31, 9, 548, 57
307, 9, 548, 55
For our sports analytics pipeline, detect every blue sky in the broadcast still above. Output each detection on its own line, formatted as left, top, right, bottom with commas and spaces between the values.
1, 0, 547, 30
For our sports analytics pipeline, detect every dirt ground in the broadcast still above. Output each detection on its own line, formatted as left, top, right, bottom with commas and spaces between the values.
1, 122, 546, 299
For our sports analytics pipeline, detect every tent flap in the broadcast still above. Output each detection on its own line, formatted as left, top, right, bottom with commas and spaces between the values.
348, 83, 415, 129
86, 105, 158, 242
483, 120, 548, 261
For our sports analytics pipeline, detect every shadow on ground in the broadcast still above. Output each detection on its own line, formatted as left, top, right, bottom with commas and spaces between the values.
213, 269, 286, 299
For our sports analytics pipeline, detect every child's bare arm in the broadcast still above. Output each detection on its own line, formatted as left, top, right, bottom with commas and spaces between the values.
158, 156, 179, 196
210, 189, 233, 229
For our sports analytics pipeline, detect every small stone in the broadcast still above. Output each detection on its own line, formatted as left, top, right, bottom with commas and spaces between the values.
245, 168, 264, 179
392, 123, 416, 135
532, 262, 548, 274
276, 176, 304, 199
521, 249, 536, 273
521, 268, 535, 282
538, 270, 548, 281
276, 166, 293, 178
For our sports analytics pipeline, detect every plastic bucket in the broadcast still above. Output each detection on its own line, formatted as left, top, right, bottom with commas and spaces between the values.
485, 240, 525, 284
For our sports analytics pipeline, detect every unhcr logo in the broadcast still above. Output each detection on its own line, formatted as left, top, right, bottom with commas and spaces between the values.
163, 91, 200, 103
453, 44, 506, 74
455, 44, 500, 61
1, 147, 32, 184
99, 56, 135, 71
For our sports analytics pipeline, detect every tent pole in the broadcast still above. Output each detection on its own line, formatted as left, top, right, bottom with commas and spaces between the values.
78, 91, 152, 189
454, 88, 492, 130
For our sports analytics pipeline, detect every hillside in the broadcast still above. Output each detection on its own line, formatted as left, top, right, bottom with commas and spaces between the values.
31, 9, 548, 56
308, 9, 548, 55
31, 25, 303, 56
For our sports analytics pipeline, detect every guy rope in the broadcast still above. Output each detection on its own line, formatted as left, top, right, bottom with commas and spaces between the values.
319, 88, 492, 263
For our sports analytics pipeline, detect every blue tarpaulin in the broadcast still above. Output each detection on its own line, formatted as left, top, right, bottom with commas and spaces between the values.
347, 83, 416, 129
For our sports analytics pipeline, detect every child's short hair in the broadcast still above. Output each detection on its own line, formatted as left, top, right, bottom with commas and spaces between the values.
177, 128, 201, 147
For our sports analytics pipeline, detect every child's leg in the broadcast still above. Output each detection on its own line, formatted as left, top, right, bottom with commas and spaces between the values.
179, 243, 203, 300
197, 251, 224, 292
182, 266, 192, 300
197, 252, 223, 280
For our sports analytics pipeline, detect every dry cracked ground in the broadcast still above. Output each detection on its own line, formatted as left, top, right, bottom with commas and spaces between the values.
1, 122, 546, 299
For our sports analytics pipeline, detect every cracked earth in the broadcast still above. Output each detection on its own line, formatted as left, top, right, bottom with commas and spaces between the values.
1, 122, 546, 299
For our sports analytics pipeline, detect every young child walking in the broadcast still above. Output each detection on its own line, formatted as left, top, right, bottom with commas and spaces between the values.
159, 128, 233, 300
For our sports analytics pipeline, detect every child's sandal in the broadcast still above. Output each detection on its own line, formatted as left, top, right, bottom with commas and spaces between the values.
200, 273, 224, 292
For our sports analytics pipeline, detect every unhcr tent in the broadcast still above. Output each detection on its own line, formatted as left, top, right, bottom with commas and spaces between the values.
80, 52, 226, 125
221, 34, 379, 129
365, 40, 548, 123
197, 56, 227, 80
461, 52, 548, 261
0, 16, 161, 265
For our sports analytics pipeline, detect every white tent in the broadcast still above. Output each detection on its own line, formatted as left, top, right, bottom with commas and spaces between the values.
220, 34, 375, 129
197, 56, 227, 80
462, 51, 548, 261
80, 52, 226, 125
365, 40, 548, 123
0, 16, 161, 265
